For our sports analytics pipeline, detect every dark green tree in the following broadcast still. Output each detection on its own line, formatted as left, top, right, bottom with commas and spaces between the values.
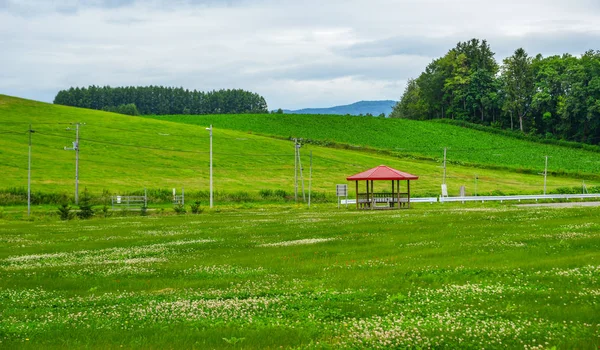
501, 48, 534, 132
77, 188, 94, 220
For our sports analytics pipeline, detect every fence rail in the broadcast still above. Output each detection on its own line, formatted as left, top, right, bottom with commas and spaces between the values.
440, 193, 600, 203
341, 194, 600, 205
111, 195, 147, 209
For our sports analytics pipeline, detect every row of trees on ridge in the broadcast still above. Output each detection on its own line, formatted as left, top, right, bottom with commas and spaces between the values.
54, 86, 269, 115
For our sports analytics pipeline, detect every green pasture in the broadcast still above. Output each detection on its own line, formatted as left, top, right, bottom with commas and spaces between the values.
1, 95, 598, 205
147, 113, 600, 176
0, 205, 598, 348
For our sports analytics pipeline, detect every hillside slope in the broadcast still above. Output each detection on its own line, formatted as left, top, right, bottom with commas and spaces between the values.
146, 114, 600, 176
283, 100, 396, 116
0, 95, 596, 202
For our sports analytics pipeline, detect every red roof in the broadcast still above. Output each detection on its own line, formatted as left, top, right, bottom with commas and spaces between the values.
346, 165, 419, 181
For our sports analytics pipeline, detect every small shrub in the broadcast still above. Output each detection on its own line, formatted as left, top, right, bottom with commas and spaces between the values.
274, 189, 287, 199
101, 205, 110, 218
77, 188, 94, 220
57, 204, 74, 221
174, 204, 186, 214
119, 207, 130, 217
489, 189, 506, 196
140, 205, 149, 216
190, 201, 203, 214
259, 189, 273, 198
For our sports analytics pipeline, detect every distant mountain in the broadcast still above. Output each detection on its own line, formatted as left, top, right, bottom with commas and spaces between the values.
282, 100, 397, 116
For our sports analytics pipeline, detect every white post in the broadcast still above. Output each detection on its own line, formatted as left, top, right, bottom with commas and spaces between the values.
298, 144, 305, 202
206, 125, 213, 208
308, 151, 312, 209
75, 123, 80, 204
27, 124, 33, 216
543, 155, 548, 195
294, 139, 298, 203
64, 123, 81, 204
443, 147, 447, 185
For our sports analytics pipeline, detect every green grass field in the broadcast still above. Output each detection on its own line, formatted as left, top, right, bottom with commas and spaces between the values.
146, 113, 600, 176
1, 205, 599, 348
1, 95, 599, 206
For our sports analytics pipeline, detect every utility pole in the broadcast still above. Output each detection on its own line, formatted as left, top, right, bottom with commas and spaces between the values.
308, 151, 312, 209
294, 138, 298, 203
27, 124, 35, 216
64, 123, 82, 204
298, 143, 306, 202
543, 155, 548, 195
206, 125, 213, 208
443, 147, 447, 184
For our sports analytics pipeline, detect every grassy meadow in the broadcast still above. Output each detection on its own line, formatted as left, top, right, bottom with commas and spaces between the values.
0, 205, 599, 348
1, 95, 599, 206
147, 113, 600, 176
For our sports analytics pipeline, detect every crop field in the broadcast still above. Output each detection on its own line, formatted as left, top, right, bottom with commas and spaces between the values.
1, 205, 599, 348
147, 114, 600, 176
1, 95, 599, 205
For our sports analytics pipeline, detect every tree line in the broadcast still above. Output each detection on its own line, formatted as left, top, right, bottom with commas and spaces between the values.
391, 39, 600, 145
53, 86, 269, 115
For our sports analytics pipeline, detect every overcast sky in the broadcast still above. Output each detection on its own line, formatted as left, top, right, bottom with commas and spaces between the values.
1, 0, 599, 109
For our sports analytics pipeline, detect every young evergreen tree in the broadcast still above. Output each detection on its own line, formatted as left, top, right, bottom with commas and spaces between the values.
77, 188, 94, 220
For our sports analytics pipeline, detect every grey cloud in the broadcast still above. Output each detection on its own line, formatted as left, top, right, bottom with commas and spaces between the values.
0, 0, 242, 15
337, 37, 455, 59
248, 57, 430, 82
491, 31, 600, 58
337, 30, 600, 62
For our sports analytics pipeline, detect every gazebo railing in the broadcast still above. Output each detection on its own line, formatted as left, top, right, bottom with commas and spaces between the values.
357, 192, 409, 209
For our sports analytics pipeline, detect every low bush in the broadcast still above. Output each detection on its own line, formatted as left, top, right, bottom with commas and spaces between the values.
57, 204, 75, 221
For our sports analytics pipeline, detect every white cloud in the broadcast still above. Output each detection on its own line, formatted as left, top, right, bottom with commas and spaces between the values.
0, 0, 599, 109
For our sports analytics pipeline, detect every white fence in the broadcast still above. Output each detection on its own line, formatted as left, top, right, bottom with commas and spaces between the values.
111, 195, 147, 209
341, 194, 600, 205
440, 193, 600, 203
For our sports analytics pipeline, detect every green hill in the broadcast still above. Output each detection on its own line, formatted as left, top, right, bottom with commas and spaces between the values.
146, 114, 600, 176
0, 95, 597, 204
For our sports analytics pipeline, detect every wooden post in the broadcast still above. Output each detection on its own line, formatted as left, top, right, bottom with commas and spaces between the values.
391, 180, 395, 208
407, 180, 411, 209
366, 181, 369, 209
397, 180, 400, 208
371, 180, 374, 210
355, 181, 359, 210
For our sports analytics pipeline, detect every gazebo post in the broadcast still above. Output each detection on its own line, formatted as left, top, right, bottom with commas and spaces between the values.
407, 180, 411, 209
355, 181, 359, 210
397, 180, 400, 208
391, 180, 394, 208
371, 180, 375, 210
366, 180, 369, 209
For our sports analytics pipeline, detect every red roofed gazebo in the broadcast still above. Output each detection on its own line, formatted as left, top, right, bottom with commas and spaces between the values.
346, 165, 419, 210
